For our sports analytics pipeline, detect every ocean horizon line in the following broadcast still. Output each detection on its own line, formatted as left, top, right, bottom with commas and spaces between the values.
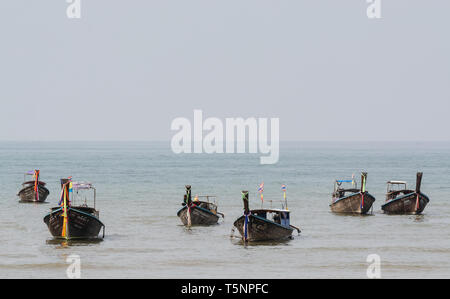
1, 140, 450, 143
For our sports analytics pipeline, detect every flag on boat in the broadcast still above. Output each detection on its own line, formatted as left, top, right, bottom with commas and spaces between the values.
258, 182, 264, 203
281, 184, 287, 203
258, 182, 264, 193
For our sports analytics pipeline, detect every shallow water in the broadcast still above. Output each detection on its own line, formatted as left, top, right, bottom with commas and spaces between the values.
0, 141, 449, 278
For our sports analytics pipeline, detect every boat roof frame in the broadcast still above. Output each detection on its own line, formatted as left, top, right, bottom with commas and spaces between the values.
23, 170, 39, 182
72, 181, 95, 190
387, 181, 407, 185
387, 181, 408, 193
70, 181, 97, 209
335, 179, 357, 189
336, 179, 354, 183
251, 208, 291, 214
195, 195, 217, 204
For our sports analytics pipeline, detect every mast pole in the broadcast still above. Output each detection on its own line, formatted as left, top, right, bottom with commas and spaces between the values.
415, 172, 423, 212
360, 172, 367, 210
242, 191, 250, 242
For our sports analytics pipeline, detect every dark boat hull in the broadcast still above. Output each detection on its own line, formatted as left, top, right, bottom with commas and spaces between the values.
177, 206, 219, 226
382, 192, 429, 215
43, 207, 105, 239
330, 192, 375, 214
233, 215, 293, 242
18, 185, 49, 203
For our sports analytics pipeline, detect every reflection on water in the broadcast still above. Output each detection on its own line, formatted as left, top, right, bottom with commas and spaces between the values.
19, 201, 50, 205
412, 214, 425, 222
381, 213, 426, 222
46, 238, 104, 248
231, 238, 294, 248
228, 228, 299, 247
330, 212, 376, 217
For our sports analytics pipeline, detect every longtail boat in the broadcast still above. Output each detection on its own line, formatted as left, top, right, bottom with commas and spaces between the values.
330, 172, 375, 214
177, 185, 224, 226
17, 170, 50, 203
233, 190, 301, 242
381, 172, 430, 214
43, 178, 105, 240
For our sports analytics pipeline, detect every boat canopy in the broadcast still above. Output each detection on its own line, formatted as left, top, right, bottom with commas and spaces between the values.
252, 208, 290, 213
388, 181, 407, 185
23, 170, 40, 182
72, 182, 94, 190
196, 195, 217, 198
193, 195, 217, 204
336, 180, 354, 183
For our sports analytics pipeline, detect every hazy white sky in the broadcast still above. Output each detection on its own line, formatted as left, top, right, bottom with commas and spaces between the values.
0, 1, 449, 141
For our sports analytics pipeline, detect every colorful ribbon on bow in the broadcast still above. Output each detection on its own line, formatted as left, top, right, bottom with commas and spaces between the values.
61, 183, 69, 238
34, 170, 40, 202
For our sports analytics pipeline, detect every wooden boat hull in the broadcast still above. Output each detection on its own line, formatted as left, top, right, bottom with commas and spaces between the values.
233, 214, 293, 242
18, 185, 49, 203
177, 206, 219, 226
43, 207, 105, 239
330, 192, 375, 214
382, 192, 429, 215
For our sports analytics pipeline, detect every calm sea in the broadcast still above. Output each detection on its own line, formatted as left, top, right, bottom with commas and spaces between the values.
0, 141, 449, 278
